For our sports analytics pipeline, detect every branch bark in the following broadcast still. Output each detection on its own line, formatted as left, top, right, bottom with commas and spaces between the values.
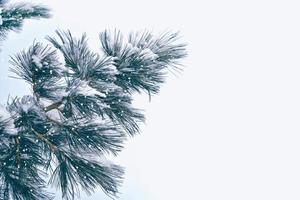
32, 129, 58, 152
43, 100, 64, 112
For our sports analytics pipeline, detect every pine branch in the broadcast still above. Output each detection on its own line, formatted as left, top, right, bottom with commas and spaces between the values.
1, 95, 125, 199
0, 0, 51, 41
2, 29, 187, 200
49, 152, 123, 200
0, 112, 54, 200
10, 42, 64, 101
44, 30, 146, 135
99, 30, 187, 96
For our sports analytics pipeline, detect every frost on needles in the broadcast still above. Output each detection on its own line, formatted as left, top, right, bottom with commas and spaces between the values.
0, 29, 187, 200
0, 0, 50, 40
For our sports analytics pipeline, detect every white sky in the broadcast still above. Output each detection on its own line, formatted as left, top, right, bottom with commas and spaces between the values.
1, 0, 300, 199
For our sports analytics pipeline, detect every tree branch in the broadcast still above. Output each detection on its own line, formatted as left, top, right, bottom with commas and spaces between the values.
43, 100, 64, 112
32, 129, 58, 152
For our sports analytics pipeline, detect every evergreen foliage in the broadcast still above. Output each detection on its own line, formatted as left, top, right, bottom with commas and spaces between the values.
0, 2, 187, 199
0, 0, 50, 41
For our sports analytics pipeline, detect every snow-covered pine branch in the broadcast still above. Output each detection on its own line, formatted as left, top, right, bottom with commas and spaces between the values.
0, 0, 50, 41
100, 30, 187, 95
0, 104, 17, 136
1, 29, 187, 200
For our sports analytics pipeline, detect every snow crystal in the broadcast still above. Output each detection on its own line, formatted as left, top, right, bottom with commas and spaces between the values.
0, 105, 17, 135
57, 90, 69, 101
126, 43, 141, 55
110, 56, 118, 61
46, 109, 62, 122
59, 64, 73, 74
140, 48, 158, 60
20, 95, 36, 112
109, 64, 118, 74
126, 43, 158, 60
120, 68, 135, 73
32, 54, 43, 69
104, 62, 119, 76
74, 80, 106, 98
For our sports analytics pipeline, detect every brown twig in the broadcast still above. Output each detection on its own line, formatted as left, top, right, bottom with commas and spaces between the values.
32, 129, 58, 152
43, 100, 64, 112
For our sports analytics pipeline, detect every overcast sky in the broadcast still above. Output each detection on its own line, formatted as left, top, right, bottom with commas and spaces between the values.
1, 0, 300, 199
